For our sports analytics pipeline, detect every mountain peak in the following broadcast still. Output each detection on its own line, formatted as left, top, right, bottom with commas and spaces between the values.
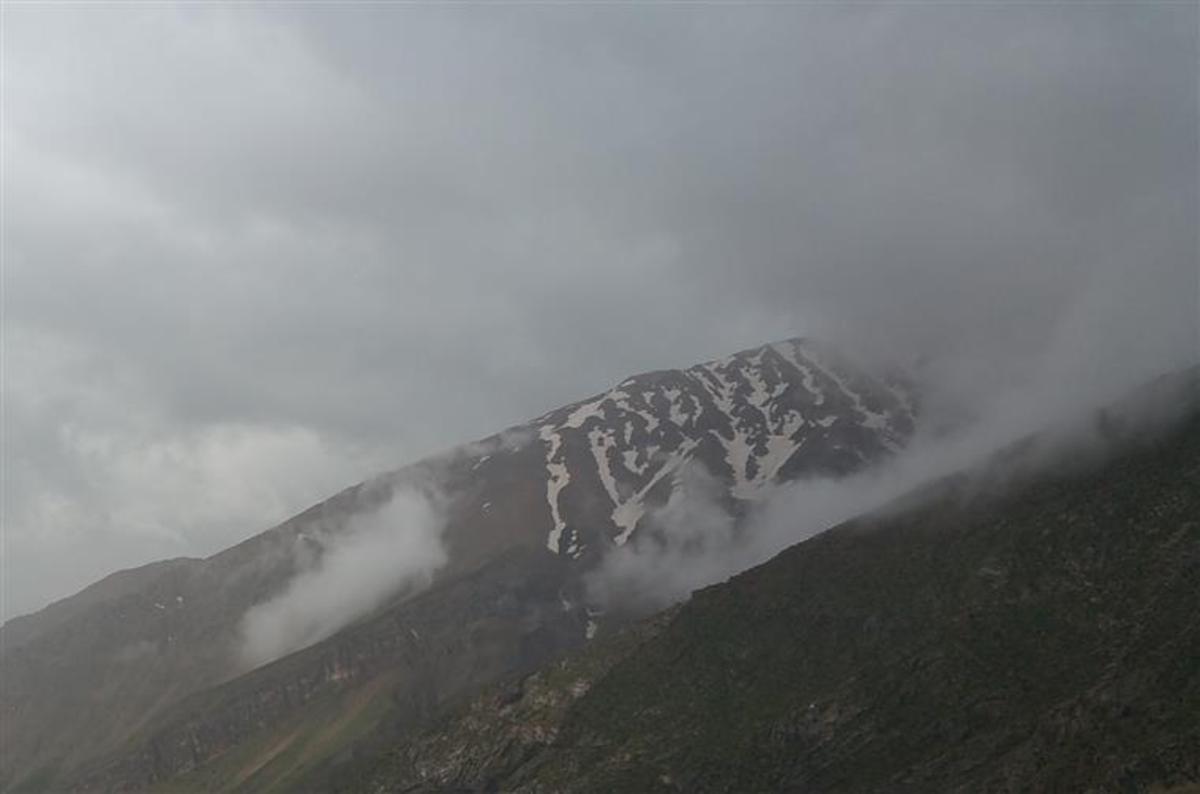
527, 336, 915, 558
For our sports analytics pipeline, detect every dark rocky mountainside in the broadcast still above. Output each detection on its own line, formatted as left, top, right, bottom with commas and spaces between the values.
0, 338, 912, 792
341, 369, 1200, 793
529, 337, 913, 561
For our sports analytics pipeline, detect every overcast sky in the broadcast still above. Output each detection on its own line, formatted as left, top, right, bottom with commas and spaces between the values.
3, 3, 1197, 621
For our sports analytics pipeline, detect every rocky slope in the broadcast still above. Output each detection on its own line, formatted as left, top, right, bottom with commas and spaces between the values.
528, 337, 913, 561
0, 338, 913, 792
342, 368, 1200, 793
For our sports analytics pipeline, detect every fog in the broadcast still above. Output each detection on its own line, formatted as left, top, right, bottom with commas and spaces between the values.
590, 266, 1200, 610
3, 4, 1196, 619
237, 487, 446, 668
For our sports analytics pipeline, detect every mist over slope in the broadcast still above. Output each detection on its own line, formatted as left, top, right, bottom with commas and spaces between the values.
344, 367, 1200, 794
6, 4, 1195, 628
43, 359, 1200, 794
3, 6, 1196, 793
0, 337, 913, 793
237, 487, 448, 667
590, 268, 1200, 613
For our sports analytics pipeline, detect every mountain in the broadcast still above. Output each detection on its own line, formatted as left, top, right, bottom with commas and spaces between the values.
0, 338, 914, 793
528, 337, 913, 560
340, 367, 1200, 793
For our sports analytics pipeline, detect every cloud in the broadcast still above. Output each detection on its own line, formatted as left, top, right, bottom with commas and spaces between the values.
3, 4, 1195, 616
1, 329, 390, 621
588, 277, 1200, 612
237, 487, 447, 668
586, 463, 737, 612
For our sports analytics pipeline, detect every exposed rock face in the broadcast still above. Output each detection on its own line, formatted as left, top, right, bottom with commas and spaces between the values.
0, 338, 913, 792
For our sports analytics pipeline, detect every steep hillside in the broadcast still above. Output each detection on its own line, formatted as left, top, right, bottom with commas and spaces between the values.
1, 338, 912, 792
346, 371, 1200, 793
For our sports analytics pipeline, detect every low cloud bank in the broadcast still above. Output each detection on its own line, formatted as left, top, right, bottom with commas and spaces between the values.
589, 457, 930, 613
590, 274, 1200, 612
238, 487, 446, 667
587, 464, 738, 611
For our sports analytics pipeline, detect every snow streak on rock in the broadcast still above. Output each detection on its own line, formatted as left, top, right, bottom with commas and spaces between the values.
539, 423, 571, 554
532, 338, 916, 557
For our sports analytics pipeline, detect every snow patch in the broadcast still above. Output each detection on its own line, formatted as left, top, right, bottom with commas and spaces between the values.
563, 397, 606, 429
759, 434, 799, 483
806, 351, 895, 440
623, 448, 649, 475
611, 500, 647, 544
540, 424, 571, 553
774, 341, 827, 406
588, 427, 646, 542
663, 387, 690, 427
613, 439, 699, 546
588, 428, 622, 505
721, 430, 757, 499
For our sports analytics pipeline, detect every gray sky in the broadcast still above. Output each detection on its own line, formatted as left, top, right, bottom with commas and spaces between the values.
2, 3, 1197, 621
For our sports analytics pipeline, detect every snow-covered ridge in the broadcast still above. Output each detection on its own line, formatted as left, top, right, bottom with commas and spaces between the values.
531, 338, 915, 558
